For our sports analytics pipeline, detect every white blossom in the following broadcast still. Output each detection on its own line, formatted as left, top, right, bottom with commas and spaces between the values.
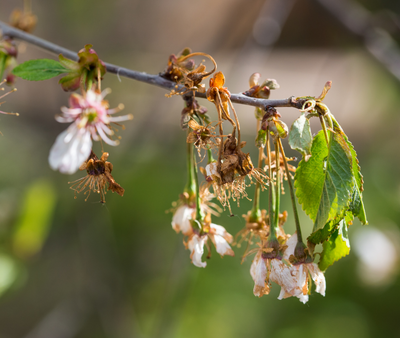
49, 89, 132, 174
171, 205, 195, 236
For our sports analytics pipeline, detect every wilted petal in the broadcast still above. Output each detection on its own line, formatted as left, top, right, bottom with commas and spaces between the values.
49, 125, 92, 174
188, 235, 207, 268
250, 252, 269, 297
209, 223, 234, 257
307, 263, 326, 296
282, 234, 297, 260
270, 259, 308, 302
171, 205, 194, 236
206, 162, 221, 180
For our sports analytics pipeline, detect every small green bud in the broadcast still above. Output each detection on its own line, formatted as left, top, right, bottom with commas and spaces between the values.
255, 129, 267, 148
254, 107, 264, 120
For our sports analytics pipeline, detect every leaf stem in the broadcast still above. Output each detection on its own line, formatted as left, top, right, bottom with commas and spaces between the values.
192, 147, 204, 226
184, 133, 196, 200
273, 139, 281, 234
0, 53, 6, 80
278, 138, 303, 243
319, 114, 330, 145
249, 121, 263, 222
266, 129, 276, 240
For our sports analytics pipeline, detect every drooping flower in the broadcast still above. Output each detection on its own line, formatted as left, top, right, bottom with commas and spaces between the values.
162, 47, 195, 83
270, 234, 326, 303
264, 150, 296, 194
204, 144, 268, 214
249, 226, 289, 298
68, 151, 124, 203
172, 204, 196, 236
187, 221, 234, 268
171, 188, 234, 268
186, 119, 220, 158
49, 89, 132, 174
250, 250, 270, 297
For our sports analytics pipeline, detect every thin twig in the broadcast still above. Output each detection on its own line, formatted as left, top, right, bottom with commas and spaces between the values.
0, 20, 305, 110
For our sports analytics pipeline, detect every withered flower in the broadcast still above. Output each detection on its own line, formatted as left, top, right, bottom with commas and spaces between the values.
166, 52, 217, 97
186, 119, 220, 157
69, 151, 124, 203
186, 213, 234, 268
162, 47, 195, 83
234, 209, 268, 250
180, 96, 208, 129
250, 227, 289, 298
9, 8, 37, 33
270, 234, 326, 303
264, 151, 296, 193
204, 135, 268, 213
206, 71, 231, 121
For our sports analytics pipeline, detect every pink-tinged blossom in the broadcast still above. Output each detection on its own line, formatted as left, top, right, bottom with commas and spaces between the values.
49, 89, 132, 174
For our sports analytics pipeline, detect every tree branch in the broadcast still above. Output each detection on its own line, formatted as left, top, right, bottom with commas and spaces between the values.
0, 20, 304, 110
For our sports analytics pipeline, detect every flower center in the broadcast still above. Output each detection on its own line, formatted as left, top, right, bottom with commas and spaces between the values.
83, 108, 98, 123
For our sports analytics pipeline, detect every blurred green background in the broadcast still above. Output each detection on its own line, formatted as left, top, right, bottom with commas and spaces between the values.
1, 0, 400, 337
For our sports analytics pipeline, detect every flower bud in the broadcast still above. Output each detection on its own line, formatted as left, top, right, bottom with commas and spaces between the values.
262, 79, 280, 90
255, 129, 267, 148
269, 119, 288, 139
254, 107, 264, 121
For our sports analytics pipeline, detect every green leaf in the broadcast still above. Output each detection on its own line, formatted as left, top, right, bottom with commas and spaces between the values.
332, 118, 367, 224
289, 114, 312, 160
295, 130, 353, 235
344, 136, 367, 224
13, 179, 57, 258
318, 215, 351, 271
255, 129, 267, 148
12, 59, 69, 81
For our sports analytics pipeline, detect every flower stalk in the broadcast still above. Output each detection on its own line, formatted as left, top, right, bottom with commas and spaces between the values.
249, 121, 263, 222
278, 138, 303, 244
192, 145, 204, 228
184, 132, 196, 200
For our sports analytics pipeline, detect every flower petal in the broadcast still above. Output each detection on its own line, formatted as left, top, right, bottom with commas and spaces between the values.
188, 235, 207, 268
49, 125, 92, 174
282, 233, 297, 260
209, 223, 234, 257
171, 205, 194, 236
271, 260, 311, 304
307, 263, 326, 296
250, 252, 269, 297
